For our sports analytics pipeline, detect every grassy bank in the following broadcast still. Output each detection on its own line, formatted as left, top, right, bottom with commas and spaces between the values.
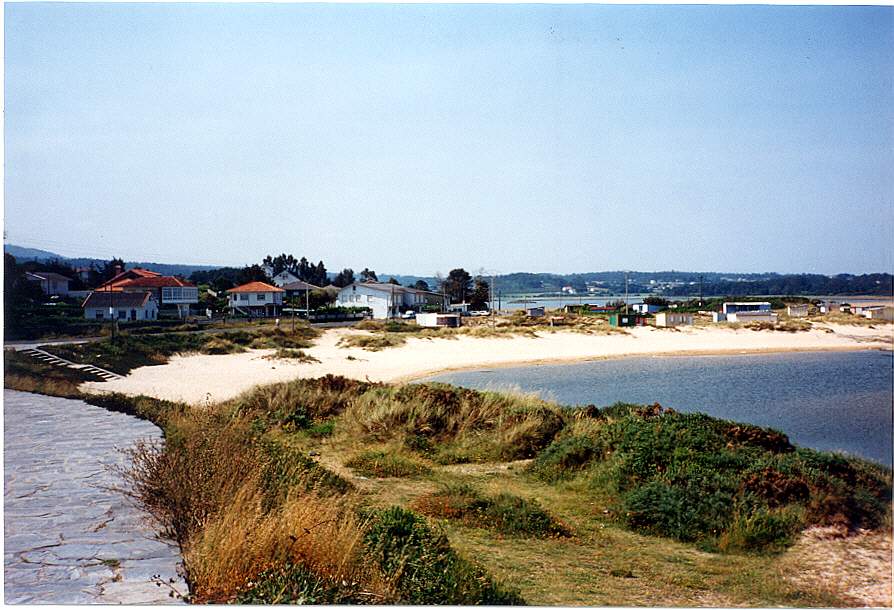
38, 324, 319, 375
5, 366, 890, 605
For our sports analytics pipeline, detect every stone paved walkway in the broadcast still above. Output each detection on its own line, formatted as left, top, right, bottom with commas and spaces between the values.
4, 390, 187, 604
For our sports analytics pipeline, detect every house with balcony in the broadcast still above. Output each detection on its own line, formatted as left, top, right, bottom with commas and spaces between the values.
227, 281, 284, 317
114, 276, 199, 319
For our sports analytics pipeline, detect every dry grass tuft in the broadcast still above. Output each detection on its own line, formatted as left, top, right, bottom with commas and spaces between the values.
185, 481, 388, 603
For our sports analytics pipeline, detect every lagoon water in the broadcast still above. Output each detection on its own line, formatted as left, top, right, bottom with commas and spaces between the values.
427, 350, 894, 466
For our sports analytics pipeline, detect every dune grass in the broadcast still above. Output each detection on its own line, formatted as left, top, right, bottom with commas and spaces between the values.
39, 323, 320, 374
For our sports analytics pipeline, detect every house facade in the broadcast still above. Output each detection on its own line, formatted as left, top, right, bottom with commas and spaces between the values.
83, 291, 158, 321
335, 282, 447, 319
727, 311, 778, 324
227, 281, 284, 317
25, 272, 72, 296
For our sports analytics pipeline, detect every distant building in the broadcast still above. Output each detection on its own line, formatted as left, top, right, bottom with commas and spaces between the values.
631, 303, 663, 315
281, 280, 320, 299
787, 304, 809, 318
227, 281, 285, 317
561, 286, 577, 294
416, 312, 461, 328
336, 282, 447, 319
96, 267, 162, 289
525, 306, 545, 318
654, 312, 693, 327
25, 271, 72, 297
83, 290, 158, 321
722, 302, 771, 315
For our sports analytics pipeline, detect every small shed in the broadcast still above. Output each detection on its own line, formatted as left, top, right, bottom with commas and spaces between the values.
727, 311, 778, 324
525, 307, 545, 318
654, 312, 693, 327
415, 313, 461, 328
632, 303, 662, 314
609, 313, 645, 327
787, 304, 809, 318
863, 306, 894, 321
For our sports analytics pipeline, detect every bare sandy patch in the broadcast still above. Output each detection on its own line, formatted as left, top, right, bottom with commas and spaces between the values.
780, 526, 893, 607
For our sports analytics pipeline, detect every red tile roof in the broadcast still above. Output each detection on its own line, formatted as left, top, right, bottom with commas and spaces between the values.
117, 276, 195, 288
98, 268, 162, 289
226, 281, 284, 293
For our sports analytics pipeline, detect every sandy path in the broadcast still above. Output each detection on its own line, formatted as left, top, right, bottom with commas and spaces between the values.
80, 323, 893, 405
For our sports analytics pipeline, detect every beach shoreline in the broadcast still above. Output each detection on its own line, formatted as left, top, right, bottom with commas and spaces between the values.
79, 323, 894, 405
392, 344, 893, 384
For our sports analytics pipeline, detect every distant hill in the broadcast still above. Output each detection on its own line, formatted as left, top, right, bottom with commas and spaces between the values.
3, 243, 220, 278
4, 244, 62, 260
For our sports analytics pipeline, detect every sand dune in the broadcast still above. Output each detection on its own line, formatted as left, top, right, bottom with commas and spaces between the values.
80, 323, 893, 405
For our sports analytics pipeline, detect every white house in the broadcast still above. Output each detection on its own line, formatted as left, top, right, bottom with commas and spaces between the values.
83, 290, 158, 321
25, 271, 72, 297
336, 282, 447, 319
271, 270, 301, 287
654, 312, 693, 327
227, 281, 284, 317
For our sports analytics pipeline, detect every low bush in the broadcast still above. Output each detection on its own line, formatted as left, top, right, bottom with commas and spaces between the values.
415, 484, 570, 538
345, 451, 431, 478
529, 402, 892, 553
363, 506, 525, 605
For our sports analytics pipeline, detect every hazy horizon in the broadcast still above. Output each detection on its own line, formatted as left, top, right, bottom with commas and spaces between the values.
4, 3, 893, 276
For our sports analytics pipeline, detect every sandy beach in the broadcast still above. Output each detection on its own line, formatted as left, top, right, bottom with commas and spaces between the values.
79, 322, 894, 405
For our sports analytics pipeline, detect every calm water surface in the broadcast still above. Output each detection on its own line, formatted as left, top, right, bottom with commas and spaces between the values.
427, 350, 894, 466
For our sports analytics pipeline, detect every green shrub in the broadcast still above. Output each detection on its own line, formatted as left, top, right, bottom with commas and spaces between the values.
528, 435, 602, 481
363, 506, 525, 605
235, 563, 358, 604
416, 485, 570, 538
345, 451, 431, 478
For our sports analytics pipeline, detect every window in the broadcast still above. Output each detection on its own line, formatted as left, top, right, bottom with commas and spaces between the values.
240, 294, 249, 301
118, 310, 127, 320
95, 311, 104, 320
257, 293, 266, 301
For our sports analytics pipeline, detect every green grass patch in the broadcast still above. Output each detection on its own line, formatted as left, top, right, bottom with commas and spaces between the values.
363, 506, 525, 605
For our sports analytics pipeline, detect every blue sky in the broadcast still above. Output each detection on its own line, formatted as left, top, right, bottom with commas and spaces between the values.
4, 3, 893, 275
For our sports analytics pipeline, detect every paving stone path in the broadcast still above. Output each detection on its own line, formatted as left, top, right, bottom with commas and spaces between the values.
4, 390, 187, 604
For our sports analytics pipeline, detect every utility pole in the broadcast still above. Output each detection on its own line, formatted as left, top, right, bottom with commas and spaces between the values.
698, 275, 703, 308
625, 271, 629, 314
305, 285, 310, 323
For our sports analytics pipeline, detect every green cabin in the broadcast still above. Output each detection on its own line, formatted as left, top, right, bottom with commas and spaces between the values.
609, 312, 643, 327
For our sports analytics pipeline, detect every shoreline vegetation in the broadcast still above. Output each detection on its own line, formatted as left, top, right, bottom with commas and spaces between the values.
4, 364, 891, 605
